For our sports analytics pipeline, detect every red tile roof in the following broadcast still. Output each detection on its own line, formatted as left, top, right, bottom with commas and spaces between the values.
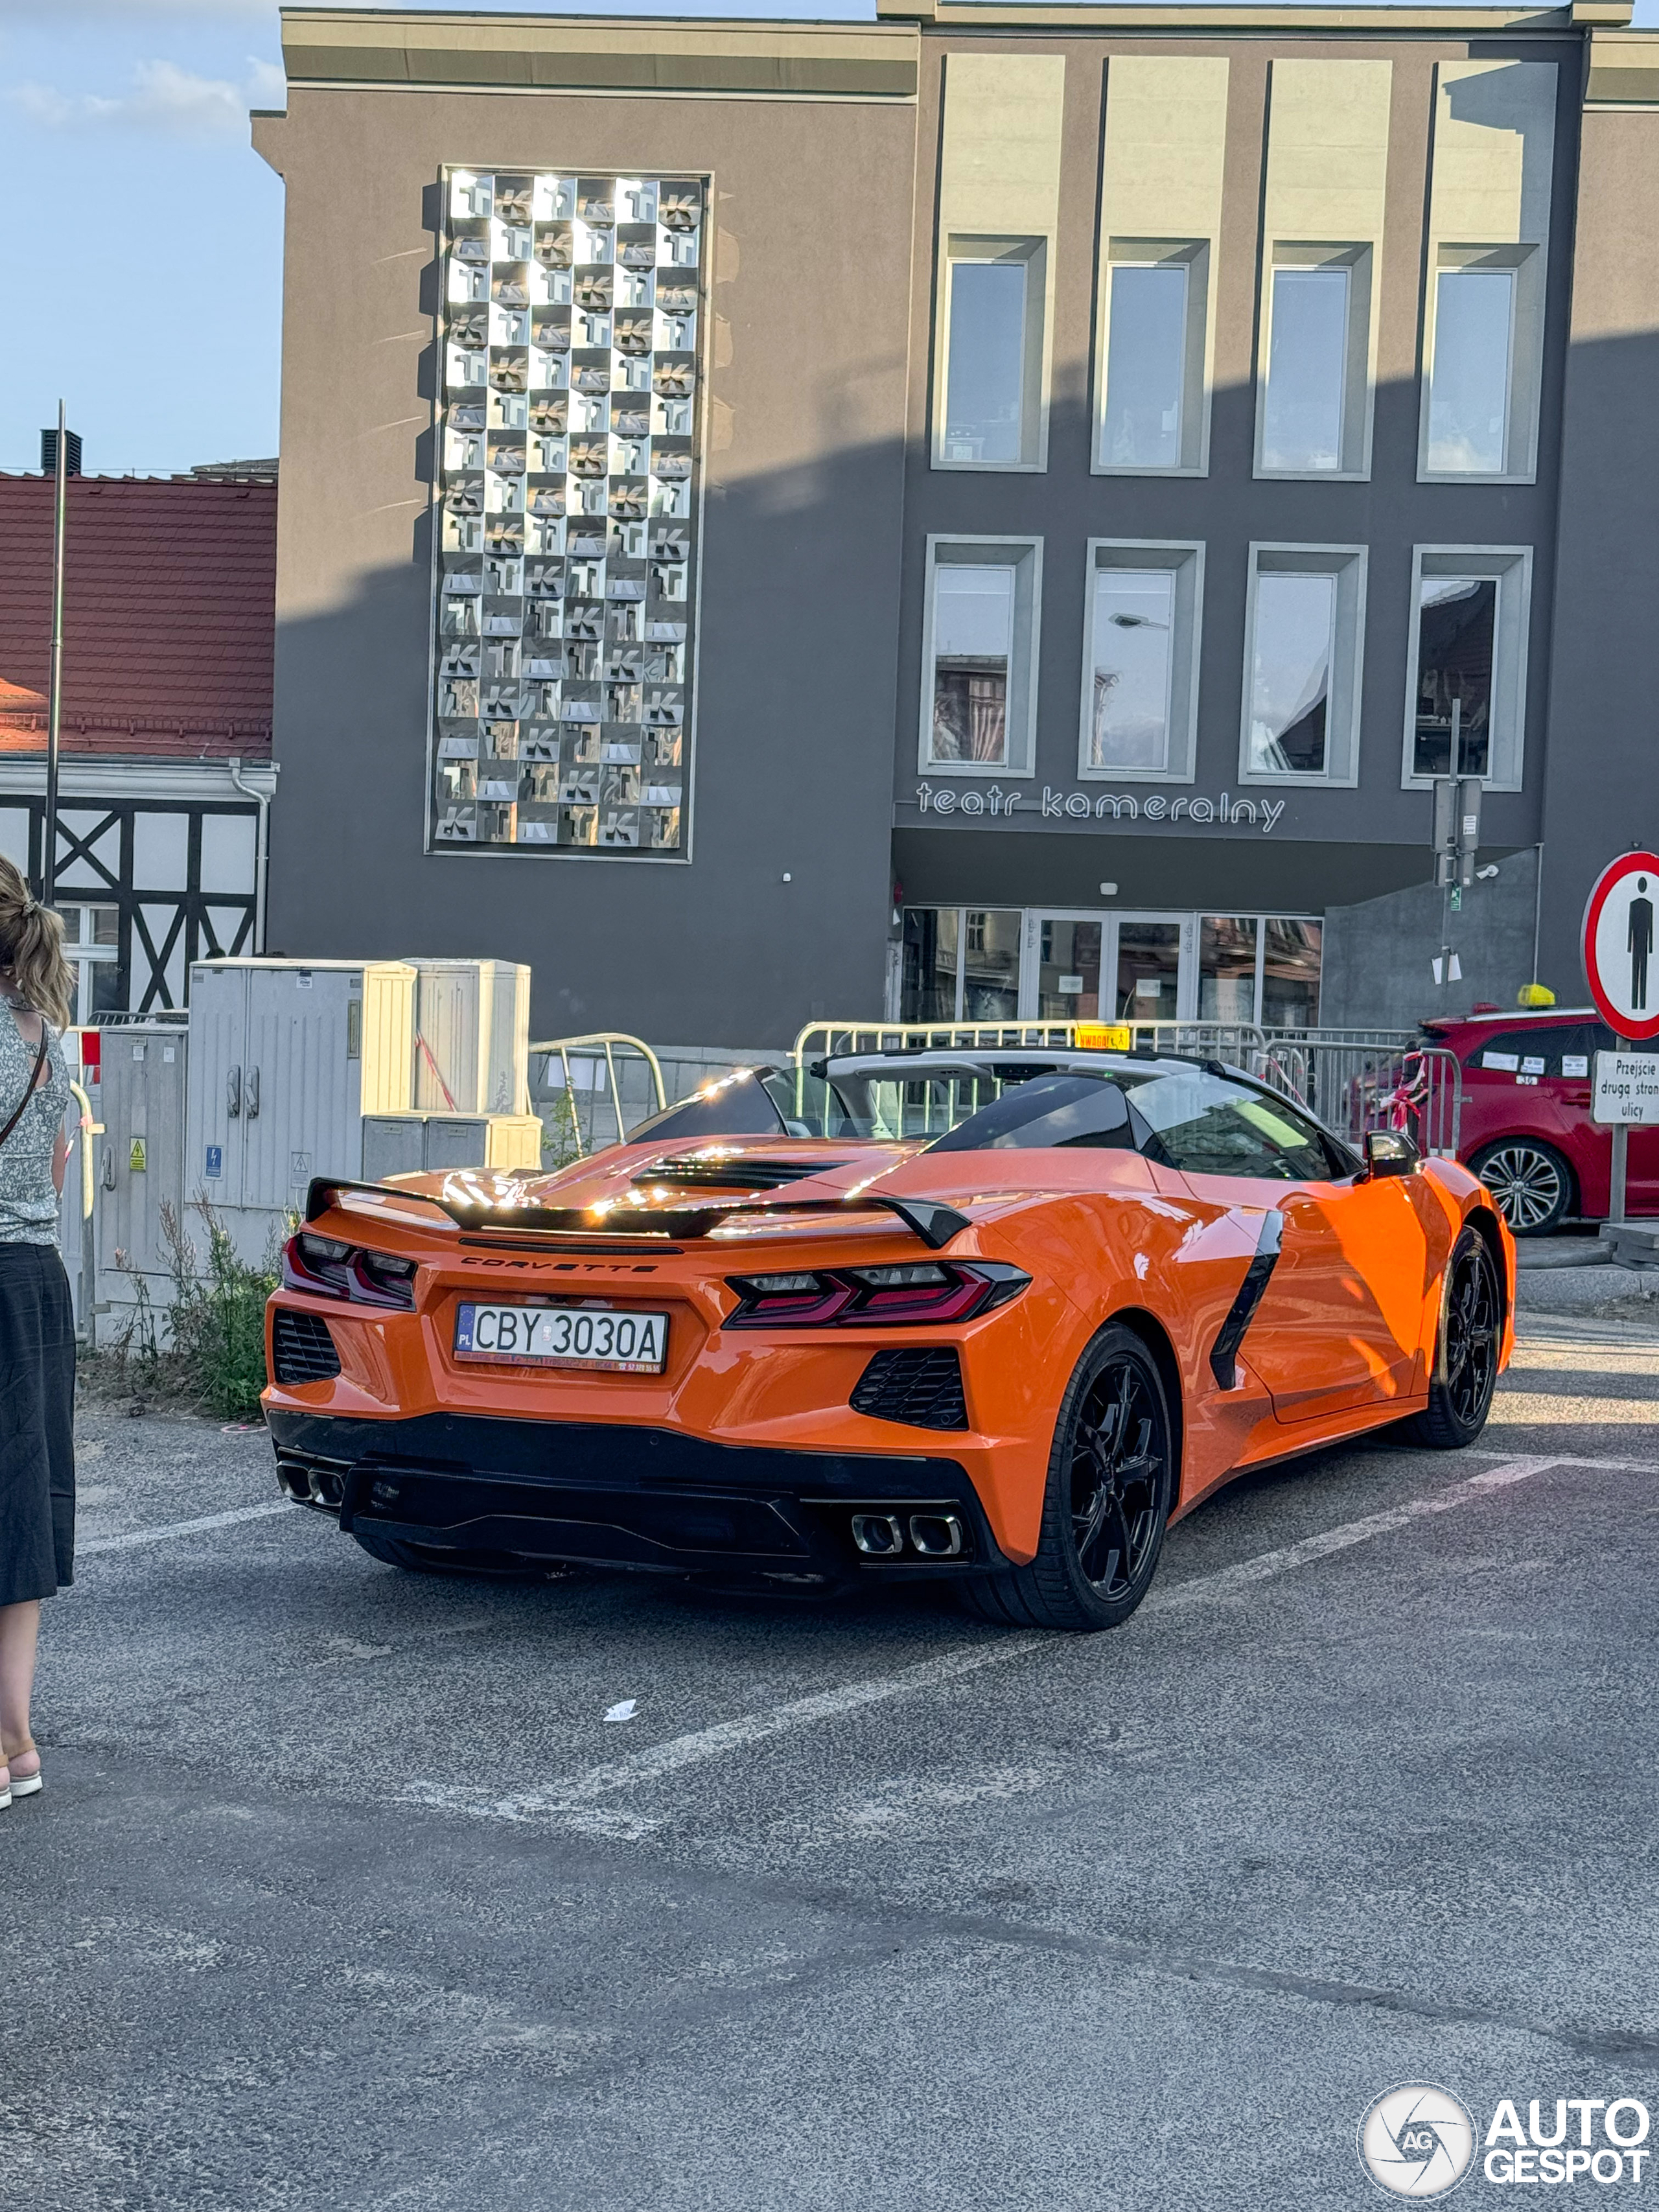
0, 475, 275, 760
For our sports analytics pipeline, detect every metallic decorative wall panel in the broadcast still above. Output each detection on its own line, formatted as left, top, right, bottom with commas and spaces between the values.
430, 169, 706, 857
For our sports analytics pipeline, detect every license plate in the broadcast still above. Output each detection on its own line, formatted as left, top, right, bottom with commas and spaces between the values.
453, 1303, 669, 1373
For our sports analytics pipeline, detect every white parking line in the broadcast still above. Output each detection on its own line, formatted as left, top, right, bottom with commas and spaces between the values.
405, 1638, 1052, 1825
78, 1500, 290, 1555
404, 1453, 1577, 1828
1150, 1454, 1556, 1609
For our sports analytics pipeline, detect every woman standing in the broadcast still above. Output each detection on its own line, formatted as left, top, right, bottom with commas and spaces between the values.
0, 856, 77, 1811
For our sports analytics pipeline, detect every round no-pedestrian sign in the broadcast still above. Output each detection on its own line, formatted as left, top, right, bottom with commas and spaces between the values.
1583, 850, 1659, 1043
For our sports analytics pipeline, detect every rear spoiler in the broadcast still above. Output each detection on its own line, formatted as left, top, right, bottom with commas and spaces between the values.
307, 1177, 971, 1250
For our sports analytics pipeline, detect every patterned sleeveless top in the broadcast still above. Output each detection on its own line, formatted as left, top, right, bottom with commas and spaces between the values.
0, 1007, 73, 1246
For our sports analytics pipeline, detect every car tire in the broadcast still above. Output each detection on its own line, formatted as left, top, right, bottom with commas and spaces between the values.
1399, 1226, 1503, 1450
963, 1323, 1174, 1633
1470, 1138, 1573, 1237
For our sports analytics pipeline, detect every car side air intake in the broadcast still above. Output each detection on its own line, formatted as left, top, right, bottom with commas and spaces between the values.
850, 1348, 969, 1430
1209, 1210, 1284, 1391
272, 1309, 343, 1386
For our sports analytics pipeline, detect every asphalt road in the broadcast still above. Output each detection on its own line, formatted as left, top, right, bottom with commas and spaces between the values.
6, 1307, 1659, 2211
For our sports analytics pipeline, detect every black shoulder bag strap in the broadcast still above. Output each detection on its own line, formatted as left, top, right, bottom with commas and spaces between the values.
0, 1027, 49, 1152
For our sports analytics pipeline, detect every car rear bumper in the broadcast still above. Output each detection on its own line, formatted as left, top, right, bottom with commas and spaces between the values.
266, 1409, 1011, 1586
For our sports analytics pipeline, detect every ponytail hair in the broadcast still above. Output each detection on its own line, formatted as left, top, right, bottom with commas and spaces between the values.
0, 855, 75, 1028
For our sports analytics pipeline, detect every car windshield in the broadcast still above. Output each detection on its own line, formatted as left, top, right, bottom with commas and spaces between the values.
929, 1062, 1352, 1181
1113, 1066, 1345, 1180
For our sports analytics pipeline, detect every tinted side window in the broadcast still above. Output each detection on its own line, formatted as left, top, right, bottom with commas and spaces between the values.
1463, 1025, 1589, 1077
929, 1074, 1137, 1152
625, 1071, 787, 1143
1117, 1069, 1339, 1182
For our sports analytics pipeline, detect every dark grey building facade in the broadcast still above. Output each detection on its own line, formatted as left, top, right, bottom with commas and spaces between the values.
255, 0, 1656, 1045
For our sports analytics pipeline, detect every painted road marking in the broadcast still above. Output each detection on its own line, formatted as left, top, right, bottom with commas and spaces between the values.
402, 1454, 1585, 1828
404, 1639, 1052, 1824
1151, 1454, 1555, 1609
78, 1500, 290, 1555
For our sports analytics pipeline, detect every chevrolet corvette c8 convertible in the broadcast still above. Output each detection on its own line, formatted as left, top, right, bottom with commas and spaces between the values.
264, 1053, 1513, 1631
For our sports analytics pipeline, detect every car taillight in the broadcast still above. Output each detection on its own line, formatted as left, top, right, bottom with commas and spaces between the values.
723, 1261, 1028, 1329
281, 1233, 416, 1311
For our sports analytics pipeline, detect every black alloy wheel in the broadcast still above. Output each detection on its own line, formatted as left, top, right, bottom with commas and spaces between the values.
1471, 1138, 1572, 1236
965, 1324, 1174, 1631
1402, 1226, 1503, 1449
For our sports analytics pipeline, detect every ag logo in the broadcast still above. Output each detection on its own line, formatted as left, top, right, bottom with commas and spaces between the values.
1358, 2084, 1476, 2198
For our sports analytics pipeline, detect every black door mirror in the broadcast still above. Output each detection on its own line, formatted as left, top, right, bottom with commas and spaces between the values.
1363, 1128, 1421, 1180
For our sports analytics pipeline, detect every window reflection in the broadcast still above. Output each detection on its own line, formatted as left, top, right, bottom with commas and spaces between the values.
931, 566, 1013, 765
1262, 919, 1322, 1029
1090, 568, 1174, 772
1413, 577, 1496, 777
901, 907, 960, 1022
1102, 264, 1187, 469
944, 260, 1027, 464
1428, 268, 1513, 474
1249, 572, 1334, 776
1262, 266, 1349, 472
1200, 916, 1259, 1023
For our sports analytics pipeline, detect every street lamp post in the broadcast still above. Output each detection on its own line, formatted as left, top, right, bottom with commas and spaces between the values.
43, 399, 71, 908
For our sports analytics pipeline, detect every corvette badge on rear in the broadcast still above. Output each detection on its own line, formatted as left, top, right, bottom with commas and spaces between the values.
454, 1303, 669, 1373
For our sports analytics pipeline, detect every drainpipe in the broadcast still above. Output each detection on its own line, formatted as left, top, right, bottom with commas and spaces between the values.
227, 756, 272, 954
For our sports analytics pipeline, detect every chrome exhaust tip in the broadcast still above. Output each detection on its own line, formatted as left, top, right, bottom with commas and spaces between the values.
850, 1512, 905, 1557
308, 1465, 347, 1510
909, 1513, 964, 1558
275, 1461, 311, 1504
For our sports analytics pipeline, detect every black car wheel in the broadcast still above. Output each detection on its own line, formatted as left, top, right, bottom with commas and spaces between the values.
1401, 1226, 1503, 1449
964, 1324, 1174, 1632
1471, 1138, 1572, 1236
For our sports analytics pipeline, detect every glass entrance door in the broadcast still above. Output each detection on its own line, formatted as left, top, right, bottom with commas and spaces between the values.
1022, 913, 1192, 1023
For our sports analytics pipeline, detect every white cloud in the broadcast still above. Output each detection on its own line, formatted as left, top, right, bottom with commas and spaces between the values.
8, 54, 283, 137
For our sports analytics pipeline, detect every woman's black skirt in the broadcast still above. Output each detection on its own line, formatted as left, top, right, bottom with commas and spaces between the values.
0, 1242, 76, 1605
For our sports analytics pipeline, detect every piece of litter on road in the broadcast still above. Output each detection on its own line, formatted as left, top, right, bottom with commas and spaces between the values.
220, 1422, 264, 1435
604, 1700, 638, 1723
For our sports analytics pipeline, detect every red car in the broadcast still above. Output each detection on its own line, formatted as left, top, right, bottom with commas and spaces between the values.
1422, 1007, 1655, 1234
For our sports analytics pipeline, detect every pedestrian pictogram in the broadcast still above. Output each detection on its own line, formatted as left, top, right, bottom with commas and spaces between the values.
1583, 850, 1659, 1043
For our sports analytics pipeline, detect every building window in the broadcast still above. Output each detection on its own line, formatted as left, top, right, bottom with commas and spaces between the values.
1257, 248, 1373, 478
901, 907, 960, 1023
1262, 918, 1322, 1029
922, 538, 1041, 776
900, 907, 1020, 1021
936, 239, 1047, 470
1198, 914, 1323, 1027
1421, 248, 1542, 483
1424, 258, 1526, 476
1096, 244, 1208, 474
53, 903, 122, 1024
1198, 916, 1259, 1023
1080, 540, 1203, 782
1241, 546, 1366, 786
1403, 546, 1531, 790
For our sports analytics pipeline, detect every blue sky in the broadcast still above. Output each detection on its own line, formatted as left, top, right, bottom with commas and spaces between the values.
3, 0, 1650, 476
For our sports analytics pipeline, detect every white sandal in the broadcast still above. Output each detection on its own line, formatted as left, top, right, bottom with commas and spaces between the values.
5, 1744, 40, 1800
0, 1762, 10, 1811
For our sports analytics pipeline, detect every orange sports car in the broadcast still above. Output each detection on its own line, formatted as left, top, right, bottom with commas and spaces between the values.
264, 1053, 1514, 1631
